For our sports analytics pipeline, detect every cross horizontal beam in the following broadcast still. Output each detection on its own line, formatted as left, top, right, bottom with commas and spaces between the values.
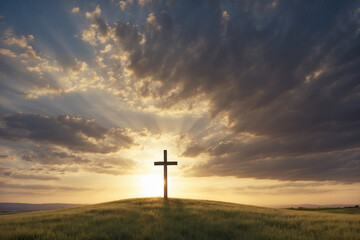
154, 161, 177, 166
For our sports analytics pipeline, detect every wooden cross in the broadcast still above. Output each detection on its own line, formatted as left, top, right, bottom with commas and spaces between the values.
154, 150, 177, 199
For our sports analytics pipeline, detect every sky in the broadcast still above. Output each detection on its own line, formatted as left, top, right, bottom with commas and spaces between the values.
0, 0, 359, 206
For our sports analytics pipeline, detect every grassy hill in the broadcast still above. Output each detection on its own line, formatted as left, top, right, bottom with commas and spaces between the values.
0, 198, 359, 240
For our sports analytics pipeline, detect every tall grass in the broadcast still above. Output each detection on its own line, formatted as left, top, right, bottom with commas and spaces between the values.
0, 198, 359, 240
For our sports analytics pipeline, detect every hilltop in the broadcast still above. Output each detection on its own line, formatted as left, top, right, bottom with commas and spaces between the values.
0, 198, 359, 240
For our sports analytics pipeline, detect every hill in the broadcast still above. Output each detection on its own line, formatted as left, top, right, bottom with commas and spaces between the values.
0, 198, 359, 240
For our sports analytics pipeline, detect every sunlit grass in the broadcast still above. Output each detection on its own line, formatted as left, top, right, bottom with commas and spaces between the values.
0, 198, 359, 240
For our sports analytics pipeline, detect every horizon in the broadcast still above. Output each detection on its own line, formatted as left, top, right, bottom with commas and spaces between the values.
0, 0, 360, 206
1, 197, 359, 209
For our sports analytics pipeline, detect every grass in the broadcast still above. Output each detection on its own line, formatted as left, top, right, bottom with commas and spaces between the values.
0, 198, 359, 240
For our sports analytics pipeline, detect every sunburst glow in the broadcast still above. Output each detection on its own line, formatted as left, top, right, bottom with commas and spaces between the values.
138, 174, 163, 197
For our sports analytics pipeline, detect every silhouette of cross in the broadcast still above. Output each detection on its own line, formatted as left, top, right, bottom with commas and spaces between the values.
154, 150, 177, 199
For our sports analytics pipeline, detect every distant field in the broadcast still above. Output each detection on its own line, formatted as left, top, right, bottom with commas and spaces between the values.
289, 206, 360, 215
0, 198, 359, 240
0, 203, 87, 213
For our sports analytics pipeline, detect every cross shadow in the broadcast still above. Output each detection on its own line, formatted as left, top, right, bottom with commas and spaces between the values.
161, 198, 186, 220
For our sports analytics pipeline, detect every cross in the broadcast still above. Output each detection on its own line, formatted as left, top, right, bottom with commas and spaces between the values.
154, 150, 177, 199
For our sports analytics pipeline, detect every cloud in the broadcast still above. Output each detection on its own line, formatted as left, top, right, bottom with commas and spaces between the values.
100, 44, 112, 54
81, 6, 110, 45
94, 17, 109, 36
1, 0, 359, 185
21, 147, 89, 165
0, 113, 135, 153
85, 5, 101, 19
138, 0, 150, 7
71, 7, 80, 14
0, 26, 106, 99
190, 147, 360, 183
114, 21, 143, 52
0, 30, 64, 99
95, 0, 360, 182
3, 34, 32, 48
0, 181, 90, 191
116, 0, 134, 10
181, 143, 205, 157
18, 146, 137, 175
0, 167, 60, 180
20, 46, 41, 60
0, 48, 16, 58
81, 26, 98, 46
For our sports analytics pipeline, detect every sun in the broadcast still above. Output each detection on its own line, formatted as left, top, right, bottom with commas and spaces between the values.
138, 174, 163, 197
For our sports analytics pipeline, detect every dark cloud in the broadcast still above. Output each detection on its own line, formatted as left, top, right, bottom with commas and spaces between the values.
0, 113, 135, 153
109, 0, 360, 182
191, 148, 360, 183
0, 167, 59, 180
10, 174, 59, 180
181, 143, 205, 157
20, 146, 137, 175
21, 147, 89, 165
115, 21, 143, 52
95, 17, 109, 36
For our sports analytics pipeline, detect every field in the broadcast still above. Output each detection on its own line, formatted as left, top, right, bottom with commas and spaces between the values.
289, 206, 360, 215
0, 198, 359, 240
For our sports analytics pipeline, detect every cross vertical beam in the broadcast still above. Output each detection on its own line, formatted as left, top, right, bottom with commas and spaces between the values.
164, 150, 167, 198
154, 150, 177, 199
